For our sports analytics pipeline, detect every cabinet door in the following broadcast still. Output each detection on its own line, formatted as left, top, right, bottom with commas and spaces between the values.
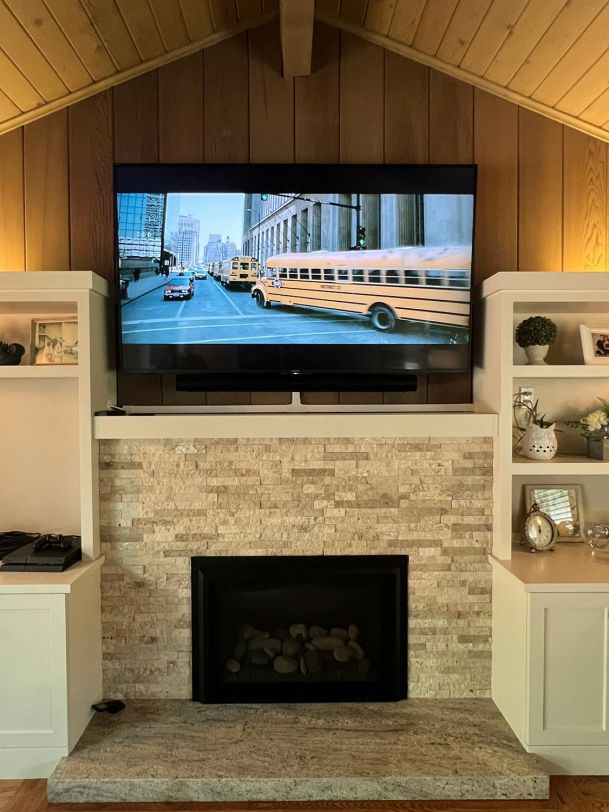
0, 593, 67, 748
528, 592, 609, 746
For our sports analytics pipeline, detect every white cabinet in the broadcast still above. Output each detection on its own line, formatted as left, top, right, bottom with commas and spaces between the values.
492, 557, 609, 773
528, 592, 609, 746
0, 272, 112, 778
0, 560, 103, 778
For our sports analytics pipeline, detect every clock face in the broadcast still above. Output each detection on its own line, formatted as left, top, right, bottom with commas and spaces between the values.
526, 513, 555, 549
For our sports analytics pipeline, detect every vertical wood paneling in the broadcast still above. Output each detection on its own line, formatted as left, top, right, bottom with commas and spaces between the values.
159, 52, 204, 162
518, 109, 563, 271
204, 34, 249, 163
295, 23, 340, 163
0, 128, 24, 271
429, 71, 473, 164
24, 109, 69, 270
474, 89, 518, 279
113, 71, 159, 162
563, 128, 607, 272
69, 91, 114, 278
249, 20, 294, 163
429, 69, 473, 404
340, 33, 384, 164
384, 53, 428, 163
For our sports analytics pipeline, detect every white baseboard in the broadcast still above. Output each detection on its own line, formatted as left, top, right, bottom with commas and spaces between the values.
527, 744, 609, 775
0, 746, 66, 778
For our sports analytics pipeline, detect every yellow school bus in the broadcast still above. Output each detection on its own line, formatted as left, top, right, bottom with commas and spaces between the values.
251, 246, 471, 332
216, 255, 259, 288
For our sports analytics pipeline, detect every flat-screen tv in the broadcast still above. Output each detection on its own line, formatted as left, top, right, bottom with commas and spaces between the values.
115, 164, 476, 391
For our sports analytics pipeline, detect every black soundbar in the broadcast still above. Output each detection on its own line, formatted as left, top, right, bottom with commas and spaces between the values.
175, 373, 418, 393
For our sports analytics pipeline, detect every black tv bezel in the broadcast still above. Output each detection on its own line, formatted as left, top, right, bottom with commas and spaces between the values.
114, 163, 477, 383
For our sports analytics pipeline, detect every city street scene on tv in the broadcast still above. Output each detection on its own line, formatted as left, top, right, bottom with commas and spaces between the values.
117, 191, 474, 346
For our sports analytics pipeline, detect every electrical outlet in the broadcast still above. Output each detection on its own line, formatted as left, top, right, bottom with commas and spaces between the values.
518, 386, 534, 407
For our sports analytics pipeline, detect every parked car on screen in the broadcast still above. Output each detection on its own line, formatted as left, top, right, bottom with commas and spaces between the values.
163, 274, 194, 300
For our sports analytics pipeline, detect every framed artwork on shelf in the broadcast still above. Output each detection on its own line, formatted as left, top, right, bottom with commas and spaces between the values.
523, 484, 585, 542
579, 325, 609, 364
31, 318, 79, 365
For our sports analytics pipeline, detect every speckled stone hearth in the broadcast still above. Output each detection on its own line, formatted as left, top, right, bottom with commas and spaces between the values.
48, 699, 548, 803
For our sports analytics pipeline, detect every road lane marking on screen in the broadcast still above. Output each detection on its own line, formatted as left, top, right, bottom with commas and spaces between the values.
215, 283, 244, 315
122, 326, 365, 341
122, 319, 352, 334
176, 301, 187, 319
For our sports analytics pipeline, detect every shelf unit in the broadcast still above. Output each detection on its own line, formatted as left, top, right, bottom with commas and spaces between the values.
476, 272, 609, 560
0, 272, 114, 560
0, 272, 113, 779
476, 272, 609, 775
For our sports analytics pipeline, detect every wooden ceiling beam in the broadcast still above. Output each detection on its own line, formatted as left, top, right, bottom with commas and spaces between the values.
279, 0, 314, 77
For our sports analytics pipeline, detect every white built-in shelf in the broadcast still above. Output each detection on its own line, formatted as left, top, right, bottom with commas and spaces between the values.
0, 556, 103, 594
0, 365, 79, 379
511, 454, 609, 474
94, 411, 498, 441
513, 365, 609, 378
490, 545, 609, 591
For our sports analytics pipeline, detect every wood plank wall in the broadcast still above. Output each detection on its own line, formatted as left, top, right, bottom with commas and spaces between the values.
0, 21, 607, 405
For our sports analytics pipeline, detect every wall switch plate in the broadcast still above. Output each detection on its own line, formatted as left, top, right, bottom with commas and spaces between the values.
518, 386, 534, 407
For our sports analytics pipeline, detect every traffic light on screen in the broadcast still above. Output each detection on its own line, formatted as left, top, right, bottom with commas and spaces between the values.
260, 193, 269, 201
357, 226, 366, 248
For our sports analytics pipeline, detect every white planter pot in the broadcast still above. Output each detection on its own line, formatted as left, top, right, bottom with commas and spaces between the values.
521, 422, 557, 460
524, 344, 549, 365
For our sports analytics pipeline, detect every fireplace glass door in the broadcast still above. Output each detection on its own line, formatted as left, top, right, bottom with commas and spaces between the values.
191, 555, 408, 703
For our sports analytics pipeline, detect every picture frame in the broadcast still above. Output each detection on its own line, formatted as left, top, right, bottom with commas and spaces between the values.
523, 484, 585, 542
31, 318, 79, 365
579, 325, 609, 364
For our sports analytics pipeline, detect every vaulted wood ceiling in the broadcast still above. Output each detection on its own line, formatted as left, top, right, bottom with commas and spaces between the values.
2, 0, 609, 142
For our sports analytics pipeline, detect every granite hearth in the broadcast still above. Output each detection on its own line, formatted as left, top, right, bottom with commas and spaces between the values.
48, 699, 548, 803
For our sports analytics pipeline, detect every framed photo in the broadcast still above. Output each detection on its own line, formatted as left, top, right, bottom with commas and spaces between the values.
524, 484, 584, 542
579, 325, 609, 364
31, 318, 78, 365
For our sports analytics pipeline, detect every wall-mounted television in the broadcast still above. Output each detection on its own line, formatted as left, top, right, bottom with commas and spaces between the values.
115, 164, 476, 391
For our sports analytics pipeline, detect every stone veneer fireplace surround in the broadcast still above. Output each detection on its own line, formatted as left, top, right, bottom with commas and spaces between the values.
99, 434, 493, 700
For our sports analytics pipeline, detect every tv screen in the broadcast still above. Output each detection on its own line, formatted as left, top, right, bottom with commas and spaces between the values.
115, 164, 476, 389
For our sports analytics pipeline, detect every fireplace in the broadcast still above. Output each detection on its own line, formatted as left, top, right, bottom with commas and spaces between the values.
191, 555, 408, 703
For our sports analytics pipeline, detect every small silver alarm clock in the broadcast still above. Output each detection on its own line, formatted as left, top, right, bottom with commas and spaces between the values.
522, 502, 556, 552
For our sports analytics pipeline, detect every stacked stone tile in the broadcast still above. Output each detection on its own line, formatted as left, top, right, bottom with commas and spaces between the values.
99, 437, 493, 699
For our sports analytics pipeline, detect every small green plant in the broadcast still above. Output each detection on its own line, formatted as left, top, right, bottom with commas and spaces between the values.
513, 395, 556, 451
515, 316, 557, 348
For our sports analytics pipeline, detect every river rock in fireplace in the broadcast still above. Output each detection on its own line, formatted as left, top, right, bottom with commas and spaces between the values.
226, 623, 372, 681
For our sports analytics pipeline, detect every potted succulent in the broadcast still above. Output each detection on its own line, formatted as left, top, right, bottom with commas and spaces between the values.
0, 341, 25, 366
515, 315, 557, 365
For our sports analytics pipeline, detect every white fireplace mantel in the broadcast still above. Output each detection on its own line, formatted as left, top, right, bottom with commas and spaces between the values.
94, 411, 498, 440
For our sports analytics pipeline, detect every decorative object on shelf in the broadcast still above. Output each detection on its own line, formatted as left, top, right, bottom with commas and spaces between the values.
566, 398, 609, 459
583, 523, 609, 550
521, 502, 556, 552
31, 318, 78, 365
579, 325, 609, 364
515, 315, 557, 365
524, 484, 584, 542
0, 340, 25, 366
513, 395, 558, 460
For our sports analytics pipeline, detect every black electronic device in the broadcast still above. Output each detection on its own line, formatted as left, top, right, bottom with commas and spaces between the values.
1, 535, 82, 572
0, 531, 40, 560
92, 700, 126, 715
115, 163, 476, 392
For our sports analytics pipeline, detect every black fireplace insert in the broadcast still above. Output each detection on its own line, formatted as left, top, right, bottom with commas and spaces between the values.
191, 555, 408, 703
